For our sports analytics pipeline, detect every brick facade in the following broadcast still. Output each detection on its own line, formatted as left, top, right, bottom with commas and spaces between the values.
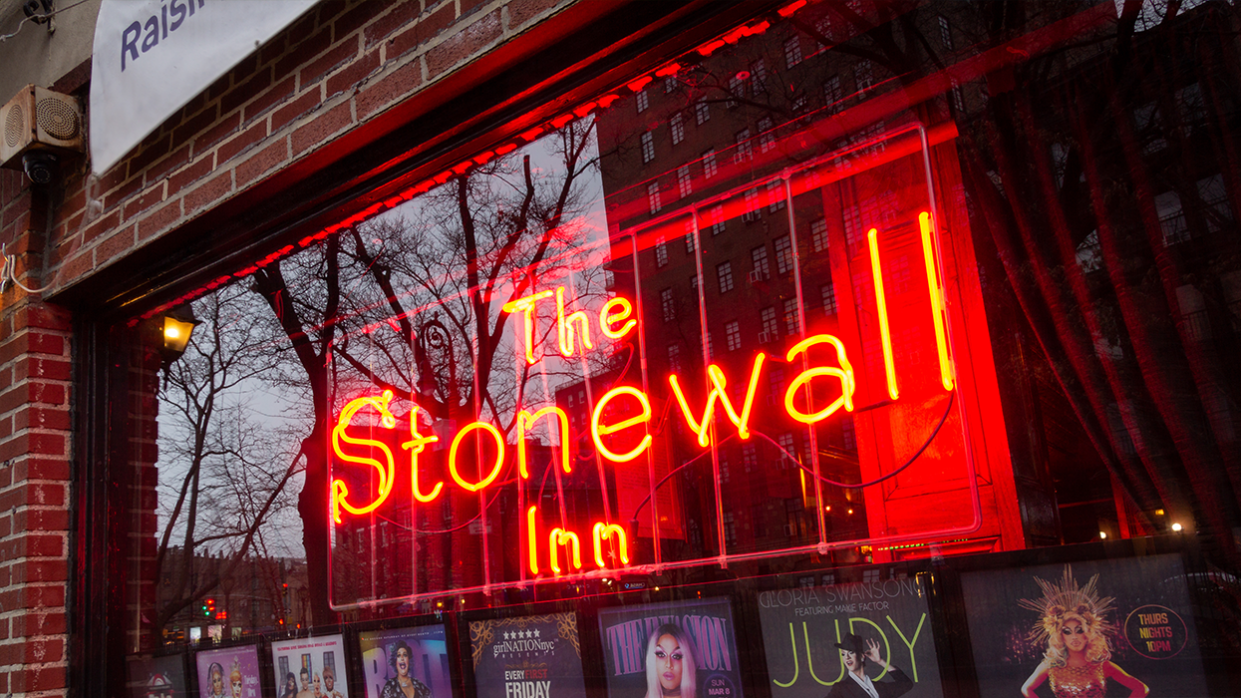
0, 0, 588, 694
0, 170, 73, 696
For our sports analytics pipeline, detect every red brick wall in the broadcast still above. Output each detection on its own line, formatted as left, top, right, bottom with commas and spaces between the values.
0, 1, 580, 694
0, 170, 73, 696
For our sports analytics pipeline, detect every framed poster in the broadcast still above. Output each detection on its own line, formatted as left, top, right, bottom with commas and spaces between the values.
598, 598, 743, 698
757, 575, 943, 698
961, 554, 1208, 698
127, 653, 187, 698
271, 634, 351, 698
358, 624, 453, 698
468, 612, 586, 698
197, 644, 262, 698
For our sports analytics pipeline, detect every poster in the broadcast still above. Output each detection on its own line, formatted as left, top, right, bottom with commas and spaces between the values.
271, 634, 351, 698
598, 598, 743, 698
358, 624, 454, 698
469, 612, 586, 698
961, 554, 1208, 698
127, 653, 187, 698
757, 575, 943, 698
197, 645, 262, 698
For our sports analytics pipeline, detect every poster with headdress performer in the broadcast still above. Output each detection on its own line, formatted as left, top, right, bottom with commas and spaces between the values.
960, 554, 1208, 697
127, 653, 187, 698
271, 634, 351, 698
756, 575, 942, 698
196, 644, 262, 698
358, 624, 453, 698
468, 612, 586, 698
598, 598, 744, 698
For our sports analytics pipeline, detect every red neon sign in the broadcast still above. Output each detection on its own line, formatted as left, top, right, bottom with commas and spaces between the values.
525, 504, 631, 575
330, 211, 956, 576
331, 390, 397, 524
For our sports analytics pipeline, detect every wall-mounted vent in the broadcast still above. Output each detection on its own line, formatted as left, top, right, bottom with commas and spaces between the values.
0, 85, 84, 170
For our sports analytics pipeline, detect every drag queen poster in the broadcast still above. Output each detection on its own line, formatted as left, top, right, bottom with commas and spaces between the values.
196, 644, 262, 698
960, 554, 1208, 697
358, 624, 454, 698
469, 612, 586, 698
271, 634, 351, 698
756, 576, 943, 698
598, 598, 744, 698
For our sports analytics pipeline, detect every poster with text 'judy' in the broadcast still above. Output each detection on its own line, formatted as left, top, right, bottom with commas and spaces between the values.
271, 634, 350, 698
961, 554, 1208, 698
469, 612, 585, 698
757, 576, 942, 698
599, 598, 743, 698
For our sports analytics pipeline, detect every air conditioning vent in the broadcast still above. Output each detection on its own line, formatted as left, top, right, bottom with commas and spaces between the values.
0, 85, 84, 170
4, 104, 25, 149
37, 97, 80, 140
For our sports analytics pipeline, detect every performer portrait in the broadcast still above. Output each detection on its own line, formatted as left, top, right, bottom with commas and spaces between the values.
825, 634, 913, 698
1019, 566, 1149, 698
322, 666, 344, 698
298, 668, 316, 698
206, 662, 227, 698
643, 623, 698, 698
230, 660, 244, 698
381, 641, 432, 698
281, 672, 298, 698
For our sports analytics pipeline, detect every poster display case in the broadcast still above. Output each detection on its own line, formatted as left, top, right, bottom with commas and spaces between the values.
757, 575, 943, 698
196, 643, 263, 698
960, 554, 1209, 698
468, 612, 587, 698
271, 634, 352, 698
599, 598, 744, 698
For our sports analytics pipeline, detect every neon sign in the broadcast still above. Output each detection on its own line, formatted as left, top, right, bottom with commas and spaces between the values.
330, 211, 956, 576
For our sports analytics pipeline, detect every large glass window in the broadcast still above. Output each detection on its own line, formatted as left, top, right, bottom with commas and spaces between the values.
109, 6, 1241, 694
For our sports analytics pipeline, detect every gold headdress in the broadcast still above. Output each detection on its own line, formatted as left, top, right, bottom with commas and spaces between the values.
1018, 565, 1114, 649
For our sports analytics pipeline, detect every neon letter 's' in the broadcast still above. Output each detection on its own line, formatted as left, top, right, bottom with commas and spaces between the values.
331, 391, 397, 524
448, 422, 505, 492
591, 387, 653, 462
503, 289, 553, 365
920, 212, 954, 390
556, 286, 594, 356
868, 228, 899, 401
593, 522, 630, 568
600, 297, 637, 340
517, 407, 572, 478
784, 335, 856, 424
549, 528, 582, 574
401, 406, 442, 502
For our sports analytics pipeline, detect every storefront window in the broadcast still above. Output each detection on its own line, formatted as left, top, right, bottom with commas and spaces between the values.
113, 2, 1241, 696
